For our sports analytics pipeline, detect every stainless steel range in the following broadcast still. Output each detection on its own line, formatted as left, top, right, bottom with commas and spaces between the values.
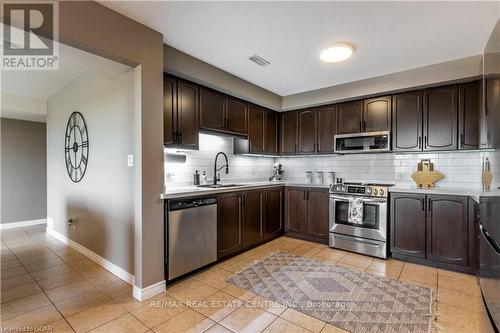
329, 182, 393, 258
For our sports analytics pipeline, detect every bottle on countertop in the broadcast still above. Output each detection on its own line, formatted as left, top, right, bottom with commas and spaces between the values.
201, 171, 208, 185
193, 170, 200, 186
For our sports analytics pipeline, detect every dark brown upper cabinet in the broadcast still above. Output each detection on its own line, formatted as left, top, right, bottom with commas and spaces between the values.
363, 96, 391, 132
459, 81, 480, 150
483, 77, 500, 149
163, 75, 176, 146
264, 110, 279, 155
426, 195, 469, 266
164, 75, 199, 149
423, 85, 458, 151
337, 100, 363, 134
281, 111, 298, 155
226, 96, 248, 134
248, 104, 265, 153
392, 91, 423, 152
200, 88, 249, 136
298, 109, 317, 154
316, 105, 337, 154
390, 193, 427, 258
199, 87, 226, 131
176, 80, 199, 148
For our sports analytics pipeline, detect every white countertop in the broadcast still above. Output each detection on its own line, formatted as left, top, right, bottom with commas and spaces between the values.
389, 186, 500, 202
161, 181, 329, 199
161, 181, 500, 201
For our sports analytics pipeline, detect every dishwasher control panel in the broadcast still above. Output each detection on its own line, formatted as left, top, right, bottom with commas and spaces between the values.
169, 197, 217, 210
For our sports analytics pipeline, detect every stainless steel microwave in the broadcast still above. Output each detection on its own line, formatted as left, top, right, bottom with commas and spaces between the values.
334, 131, 391, 153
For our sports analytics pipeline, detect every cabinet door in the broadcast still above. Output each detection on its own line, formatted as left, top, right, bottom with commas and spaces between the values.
226, 96, 248, 134
483, 77, 500, 148
177, 80, 199, 148
306, 188, 329, 242
337, 100, 363, 134
427, 195, 468, 266
217, 193, 243, 259
459, 81, 480, 150
285, 188, 306, 235
200, 87, 225, 131
392, 91, 423, 152
264, 188, 283, 240
163, 75, 177, 146
298, 109, 317, 154
264, 110, 278, 155
423, 85, 458, 151
243, 190, 263, 247
281, 112, 298, 155
248, 104, 265, 153
390, 193, 426, 258
363, 96, 391, 132
316, 105, 337, 154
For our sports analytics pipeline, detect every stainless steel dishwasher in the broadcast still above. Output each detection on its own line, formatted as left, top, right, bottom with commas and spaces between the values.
167, 196, 217, 280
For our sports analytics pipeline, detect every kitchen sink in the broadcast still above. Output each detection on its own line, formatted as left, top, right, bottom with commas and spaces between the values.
197, 184, 241, 189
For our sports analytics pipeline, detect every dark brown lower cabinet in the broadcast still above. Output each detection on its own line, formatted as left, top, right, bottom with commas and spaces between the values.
426, 195, 468, 266
390, 193, 426, 258
285, 187, 329, 244
217, 192, 243, 259
263, 188, 283, 240
217, 187, 284, 259
243, 190, 263, 247
390, 192, 473, 272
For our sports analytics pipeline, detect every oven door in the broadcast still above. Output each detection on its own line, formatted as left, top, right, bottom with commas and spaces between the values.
329, 194, 387, 242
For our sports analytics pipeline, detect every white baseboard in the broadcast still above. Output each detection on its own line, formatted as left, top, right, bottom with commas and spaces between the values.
46, 219, 135, 286
0, 219, 47, 230
133, 280, 166, 302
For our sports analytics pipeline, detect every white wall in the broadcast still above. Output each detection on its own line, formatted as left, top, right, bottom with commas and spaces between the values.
278, 150, 500, 189
165, 133, 275, 187
47, 69, 136, 274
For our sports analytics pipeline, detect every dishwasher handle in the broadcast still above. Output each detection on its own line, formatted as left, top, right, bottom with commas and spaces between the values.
169, 197, 217, 211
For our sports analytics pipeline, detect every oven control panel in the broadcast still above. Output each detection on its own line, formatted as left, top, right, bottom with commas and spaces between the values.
330, 184, 389, 197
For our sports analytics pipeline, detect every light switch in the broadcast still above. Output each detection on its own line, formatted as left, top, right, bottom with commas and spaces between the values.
127, 155, 134, 167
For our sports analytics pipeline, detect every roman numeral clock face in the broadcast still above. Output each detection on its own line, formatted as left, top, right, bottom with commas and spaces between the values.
64, 112, 89, 183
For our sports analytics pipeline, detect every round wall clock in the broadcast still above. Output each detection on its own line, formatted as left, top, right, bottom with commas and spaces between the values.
64, 111, 89, 183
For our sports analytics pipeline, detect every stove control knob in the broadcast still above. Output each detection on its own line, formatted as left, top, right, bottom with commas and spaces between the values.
366, 188, 372, 194
336, 186, 341, 191
379, 189, 385, 196
373, 189, 378, 196
341, 186, 346, 191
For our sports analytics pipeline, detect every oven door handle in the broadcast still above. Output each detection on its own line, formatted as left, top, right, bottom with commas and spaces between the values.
330, 194, 386, 204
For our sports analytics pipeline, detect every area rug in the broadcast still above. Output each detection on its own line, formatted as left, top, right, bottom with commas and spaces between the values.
227, 252, 433, 333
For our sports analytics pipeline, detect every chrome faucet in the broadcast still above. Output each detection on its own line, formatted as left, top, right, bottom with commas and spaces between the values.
213, 152, 229, 185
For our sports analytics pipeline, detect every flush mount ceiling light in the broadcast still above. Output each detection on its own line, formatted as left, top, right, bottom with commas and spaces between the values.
320, 43, 354, 63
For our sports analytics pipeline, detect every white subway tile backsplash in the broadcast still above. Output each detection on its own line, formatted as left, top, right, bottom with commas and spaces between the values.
164, 133, 500, 190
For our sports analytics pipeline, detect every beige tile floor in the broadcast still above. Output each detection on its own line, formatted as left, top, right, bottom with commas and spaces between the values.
0, 225, 494, 333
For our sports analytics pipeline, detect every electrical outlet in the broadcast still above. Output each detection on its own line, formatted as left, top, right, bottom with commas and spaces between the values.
127, 155, 134, 167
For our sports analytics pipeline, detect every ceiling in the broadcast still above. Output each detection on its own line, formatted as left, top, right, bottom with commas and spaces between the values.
1, 38, 130, 122
102, 1, 499, 96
